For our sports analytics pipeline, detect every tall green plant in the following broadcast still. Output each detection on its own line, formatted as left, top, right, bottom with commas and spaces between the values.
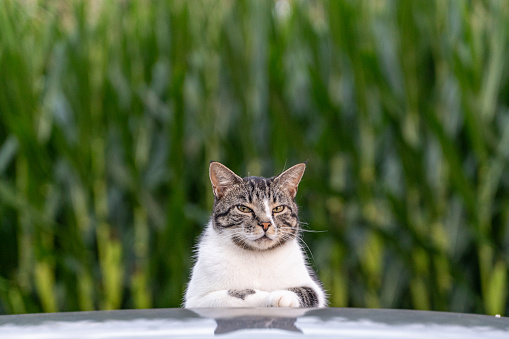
0, 0, 508, 315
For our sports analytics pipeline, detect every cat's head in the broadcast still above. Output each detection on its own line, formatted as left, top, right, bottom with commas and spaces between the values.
209, 162, 306, 251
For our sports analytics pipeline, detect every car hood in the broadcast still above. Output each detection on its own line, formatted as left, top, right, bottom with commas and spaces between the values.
0, 307, 508, 338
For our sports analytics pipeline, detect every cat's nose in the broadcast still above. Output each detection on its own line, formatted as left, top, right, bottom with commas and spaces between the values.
260, 222, 271, 231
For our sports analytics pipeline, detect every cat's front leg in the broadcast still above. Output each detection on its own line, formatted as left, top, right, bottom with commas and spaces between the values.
185, 289, 271, 308
230, 287, 319, 307
230, 289, 301, 307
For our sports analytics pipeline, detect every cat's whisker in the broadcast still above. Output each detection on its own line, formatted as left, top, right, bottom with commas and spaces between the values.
299, 229, 327, 233
296, 237, 315, 261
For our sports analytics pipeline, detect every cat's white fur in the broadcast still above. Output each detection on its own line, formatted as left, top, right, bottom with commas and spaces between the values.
184, 220, 327, 308
263, 199, 277, 227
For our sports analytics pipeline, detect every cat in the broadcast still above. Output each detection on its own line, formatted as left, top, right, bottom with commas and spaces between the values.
184, 162, 327, 308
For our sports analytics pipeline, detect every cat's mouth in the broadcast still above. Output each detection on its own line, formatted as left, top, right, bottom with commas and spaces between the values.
254, 234, 274, 242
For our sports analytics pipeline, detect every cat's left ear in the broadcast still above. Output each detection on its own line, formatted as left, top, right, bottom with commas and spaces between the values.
274, 163, 306, 198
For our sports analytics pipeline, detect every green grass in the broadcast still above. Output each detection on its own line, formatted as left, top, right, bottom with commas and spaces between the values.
0, 0, 508, 315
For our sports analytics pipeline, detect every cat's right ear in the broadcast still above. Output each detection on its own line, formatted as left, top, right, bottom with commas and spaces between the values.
209, 162, 243, 199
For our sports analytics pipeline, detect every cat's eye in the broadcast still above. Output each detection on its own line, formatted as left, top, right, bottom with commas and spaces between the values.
237, 205, 252, 213
272, 205, 285, 213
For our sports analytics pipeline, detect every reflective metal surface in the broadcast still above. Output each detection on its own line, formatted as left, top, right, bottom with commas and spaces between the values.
0, 307, 508, 338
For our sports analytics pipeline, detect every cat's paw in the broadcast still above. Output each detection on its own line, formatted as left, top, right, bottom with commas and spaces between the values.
267, 290, 300, 307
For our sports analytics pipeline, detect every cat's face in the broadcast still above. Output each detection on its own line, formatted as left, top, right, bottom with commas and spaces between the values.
209, 162, 306, 251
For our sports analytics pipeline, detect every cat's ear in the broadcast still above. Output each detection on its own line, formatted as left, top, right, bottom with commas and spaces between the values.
274, 163, 306, 198
209, 162, 243, 199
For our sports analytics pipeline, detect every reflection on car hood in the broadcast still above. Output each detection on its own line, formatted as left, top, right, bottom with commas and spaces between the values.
0, 307, 508, 338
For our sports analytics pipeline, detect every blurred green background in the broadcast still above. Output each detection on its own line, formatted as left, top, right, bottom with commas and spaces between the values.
1, 0, 508, 316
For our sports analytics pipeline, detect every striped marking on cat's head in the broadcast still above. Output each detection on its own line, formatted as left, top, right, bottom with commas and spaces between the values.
209, 162, 305, 251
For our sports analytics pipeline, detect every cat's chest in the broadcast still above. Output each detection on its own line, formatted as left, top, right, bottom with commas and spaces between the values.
230, 251, 296, 279
200, 238, 308, 289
